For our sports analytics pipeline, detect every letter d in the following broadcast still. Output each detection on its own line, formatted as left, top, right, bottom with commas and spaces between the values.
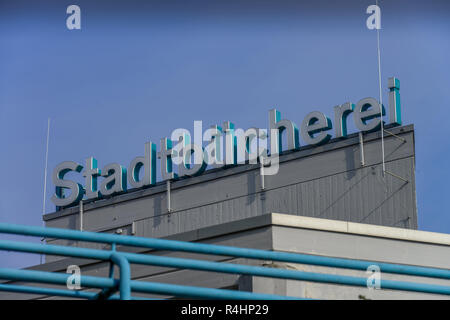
128, 142, 157, 188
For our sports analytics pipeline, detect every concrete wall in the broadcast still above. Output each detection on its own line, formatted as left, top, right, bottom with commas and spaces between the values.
239, 214, 450, 300
43, 125, 417, 262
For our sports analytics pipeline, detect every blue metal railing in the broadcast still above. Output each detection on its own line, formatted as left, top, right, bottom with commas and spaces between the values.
0, 222, 449, 300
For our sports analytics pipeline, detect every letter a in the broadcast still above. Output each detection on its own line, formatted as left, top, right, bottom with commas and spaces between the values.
66, 5, 81, 30
366, 5, 381, 30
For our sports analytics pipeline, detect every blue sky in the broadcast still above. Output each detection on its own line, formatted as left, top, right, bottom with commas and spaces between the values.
0, 0, 449, 268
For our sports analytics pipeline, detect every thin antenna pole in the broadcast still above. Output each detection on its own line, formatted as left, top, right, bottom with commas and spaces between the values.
42, 118, 50, 217
40, 118, 51, 264
376, 0, 386, 176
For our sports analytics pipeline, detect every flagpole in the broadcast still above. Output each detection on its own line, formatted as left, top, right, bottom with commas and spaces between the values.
40, 118, 51, 264
376, 0, 386, 176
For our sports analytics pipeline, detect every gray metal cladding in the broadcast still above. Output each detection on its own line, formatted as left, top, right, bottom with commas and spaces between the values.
44, 125, 417, 259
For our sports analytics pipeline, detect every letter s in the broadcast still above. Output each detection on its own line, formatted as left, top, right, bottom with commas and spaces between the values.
51, 161, 84, 208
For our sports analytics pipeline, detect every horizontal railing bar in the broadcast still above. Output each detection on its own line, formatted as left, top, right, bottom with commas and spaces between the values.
0, 240, 449, 296
0, 268, 297, 300
129, 280, 299, 300
0, 268, 117, 290
0, 284, 153, 300
0, 223, 449, 280
0, 283, 98, 300
123, 252, 450, 296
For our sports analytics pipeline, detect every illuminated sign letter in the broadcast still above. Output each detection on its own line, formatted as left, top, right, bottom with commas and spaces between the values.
51, 161, 84, 207
99, 163, 127, 196
204, 125, 223, 167
300, 111, 332, 145
353, 97, 385, 132
128, 142, 157, 188
269, 109, 300, 154
179, 144, 207, 177
223, 121, 237, 166
334, 102, 354, 138
82, 157, 101, 200
388, 77, 401, 125
158, 138, 177, 180
235, 127, 263, 164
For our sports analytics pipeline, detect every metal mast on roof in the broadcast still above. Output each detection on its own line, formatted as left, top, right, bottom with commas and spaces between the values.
367, 2, 408, 184
375, 0, 386, 176
40, 118, 51, 264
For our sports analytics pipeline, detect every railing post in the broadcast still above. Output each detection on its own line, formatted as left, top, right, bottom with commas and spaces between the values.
110, 253, 131, 300
96, 243, 118, 300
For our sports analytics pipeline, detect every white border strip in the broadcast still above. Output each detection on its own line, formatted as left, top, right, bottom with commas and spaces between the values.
271, 213, 450, 246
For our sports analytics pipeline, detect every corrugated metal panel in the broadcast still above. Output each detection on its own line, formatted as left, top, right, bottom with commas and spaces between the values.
45, 125, 417, 260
